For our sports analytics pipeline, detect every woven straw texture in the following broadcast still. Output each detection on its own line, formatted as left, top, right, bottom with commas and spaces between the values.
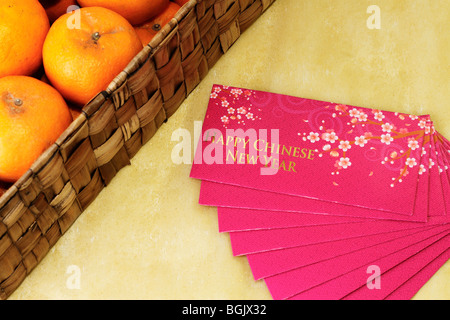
0, 0, 276, 299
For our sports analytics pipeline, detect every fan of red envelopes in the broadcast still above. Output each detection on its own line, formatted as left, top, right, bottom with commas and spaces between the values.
190, 84, 450, 300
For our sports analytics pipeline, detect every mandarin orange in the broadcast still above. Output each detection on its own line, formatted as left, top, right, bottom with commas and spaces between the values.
77, 0, 169, 25
0, 0, 50, 78
134, 1, 181, 46
42, 6, 143, 107
0, 76, 73, 182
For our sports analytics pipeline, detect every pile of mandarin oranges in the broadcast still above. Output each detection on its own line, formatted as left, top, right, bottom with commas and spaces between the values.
0, 0, 189, 193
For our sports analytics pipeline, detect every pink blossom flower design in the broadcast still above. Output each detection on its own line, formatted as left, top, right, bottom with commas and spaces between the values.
302, 102, 431, 187
405, 158, 417, 168
418, 120, 427, 129
355, 136, 368, 147
307, 132, 320, 143
408, 138, 419, 150
418, 164, 426, 175
382, 123, 394, 133
338, 140, 352, 152
221, 115, 229, 124
237, 107, 247, 114
428, 159, 435, 168
322, 131, 338, 143
381, 134, 394, 145
374, 112, 385, 121
409, 115, 419, 120
357, 112, 368, 122
246, 112, 254, 120
213, 86, 259, 127
338, 157, 352, 169
230, 88, 242, 96
349, 108, 360, 117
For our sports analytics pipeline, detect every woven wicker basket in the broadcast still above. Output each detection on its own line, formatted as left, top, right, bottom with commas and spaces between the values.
0, 0, 276, 299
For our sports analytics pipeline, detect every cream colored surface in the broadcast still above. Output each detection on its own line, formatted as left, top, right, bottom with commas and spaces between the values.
9, 0, 450, 300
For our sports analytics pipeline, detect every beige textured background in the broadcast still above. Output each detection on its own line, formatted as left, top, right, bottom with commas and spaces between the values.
9, 0, 450, 300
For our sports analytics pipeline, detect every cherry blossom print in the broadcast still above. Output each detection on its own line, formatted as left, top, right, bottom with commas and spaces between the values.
300, 101, 431, 187
381, 134, 394, 145
338, 140, 352, 152
355, 136, 368, 147
209, 86, 259, 127
401, 168, 409, 177
357, 112, 368, 122
230, 88, 243, 97
307, 132, 320, 143
349, 108, 360, 118
418, 164, 426, 175
334, 160, 343, 170
429, 159, 435, 169
381, 123, 394, 133
409, 114, 419, 120
374, 112, 385, 121
322, 131, 338, 143
405, 158, 417, 168
246, 112, 254, 120
323, 144, 332, 151
237, 107, 247, 114
418, 119, 427, 129
221, 115, 229, 124
408, 138, 420, 150
338, 157, 352, 169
